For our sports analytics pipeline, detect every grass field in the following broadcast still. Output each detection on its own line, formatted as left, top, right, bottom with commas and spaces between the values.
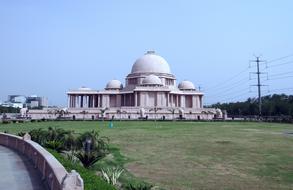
1, 121, 293, 190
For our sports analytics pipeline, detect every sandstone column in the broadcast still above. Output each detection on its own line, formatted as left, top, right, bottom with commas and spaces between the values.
134, 92, 137, 107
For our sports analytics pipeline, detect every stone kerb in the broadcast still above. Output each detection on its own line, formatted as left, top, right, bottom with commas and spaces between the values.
0, 132, 84, 190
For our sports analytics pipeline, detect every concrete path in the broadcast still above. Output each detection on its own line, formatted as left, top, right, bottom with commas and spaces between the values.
0, 145, 46, 190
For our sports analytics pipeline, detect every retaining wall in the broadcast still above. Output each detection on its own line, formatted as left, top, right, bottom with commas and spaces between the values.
0, 132, 83, 190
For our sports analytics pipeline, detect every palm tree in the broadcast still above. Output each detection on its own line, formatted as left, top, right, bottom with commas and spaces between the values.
116, 109, 122, 121
63, 108, 70, 118
168, 108, 177, 121
53, 108, 69, 120
179, 108, 184, 120
47, 109, 53, 119
149, 106, 162, 126
201, 110, 215, 120
139, 108, 146, 120
75, 130, 109, 168
99, 107, 109, 121
80, 110, 88, 121
62, 130, 77, 150
53, 109, 61, 119
35, 127, 73, 152
201, 110, 208, 120
29, 128, 47, 146
117, 109, 127, 121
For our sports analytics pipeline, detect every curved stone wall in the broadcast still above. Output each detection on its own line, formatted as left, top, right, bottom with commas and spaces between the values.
0, 133, 83, 190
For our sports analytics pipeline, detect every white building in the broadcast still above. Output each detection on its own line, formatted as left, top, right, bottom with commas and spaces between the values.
26, 95, 48, 108
8, 95, 26, 104
2, 95, 27, 108
1, 102, 24, 109
64, 51, 221, 120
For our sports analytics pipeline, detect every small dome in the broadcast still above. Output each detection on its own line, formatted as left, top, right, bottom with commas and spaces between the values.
142, 75, 162, 86
131, 51, 171, 74
178, 81, 196, 90
78, 87, 92, 91
105, 80, 123, 90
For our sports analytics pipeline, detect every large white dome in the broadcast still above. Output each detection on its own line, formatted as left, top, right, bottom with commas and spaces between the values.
131, 51, 171, 74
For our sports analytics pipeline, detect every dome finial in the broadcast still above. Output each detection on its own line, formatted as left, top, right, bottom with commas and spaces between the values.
146, 50, 155, 54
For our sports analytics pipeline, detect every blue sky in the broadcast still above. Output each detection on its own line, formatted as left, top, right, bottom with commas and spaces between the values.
0, 1, 292, 106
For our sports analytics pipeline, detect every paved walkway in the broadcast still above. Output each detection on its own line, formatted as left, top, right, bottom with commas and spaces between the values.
0, 145, 46, 190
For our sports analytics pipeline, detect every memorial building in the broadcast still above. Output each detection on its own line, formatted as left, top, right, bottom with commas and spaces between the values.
65, 51, 222, 120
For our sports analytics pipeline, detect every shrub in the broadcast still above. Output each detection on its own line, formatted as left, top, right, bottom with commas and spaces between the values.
75, 130, 110, 168
77, 130, 109, 153
62, 130, 77, 150
101, 167, 124, 185
45, 140, 64, 152
64, 150, 78, 164
17, 132, 26, 137
29, 127, 77, 151
48, 149, 116, 190
27, 128, 110, 168
75, 150, 105, 168
29, 128, 48, 145
124, 183, 154, 190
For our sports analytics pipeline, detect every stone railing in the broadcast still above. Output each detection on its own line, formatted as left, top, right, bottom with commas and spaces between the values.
0, 132, 83, 190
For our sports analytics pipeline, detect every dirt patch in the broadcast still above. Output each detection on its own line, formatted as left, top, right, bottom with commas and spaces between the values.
126, 161, 274, 190
212, 163, 247, 178
215, 140, 232, 144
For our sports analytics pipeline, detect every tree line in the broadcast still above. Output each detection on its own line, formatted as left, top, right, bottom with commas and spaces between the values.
208, 94, 293, 116
0, 106, 20, 114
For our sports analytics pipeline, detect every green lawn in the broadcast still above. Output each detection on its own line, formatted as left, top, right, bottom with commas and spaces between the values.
1, 121, 293, 190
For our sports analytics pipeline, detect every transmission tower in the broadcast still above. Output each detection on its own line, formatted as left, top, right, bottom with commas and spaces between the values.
250, 56, 267, 119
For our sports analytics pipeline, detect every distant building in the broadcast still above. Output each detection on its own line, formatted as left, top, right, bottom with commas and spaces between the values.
26, 95, 48, 108
0, 95, 48, 109
1, 95, 26, 108
8, 95, 27, 104
8, 95, 19, 102
1, 102, 23, 108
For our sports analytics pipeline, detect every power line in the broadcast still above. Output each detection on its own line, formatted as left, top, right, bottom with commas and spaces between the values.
267, 53, 293, 64
269, 87, 293, 92
219, 87, 250, 99
206, 85, 249, 99
266, 75, 293, 81
262, 87, 293, 96
215, 90, 252, 104
250, 70, 293, 81
268, 60, 293, 68
206, 77, 248, 96
206, 87, 251, 104
259, 54, 293, 68
269, 70, 293, 77
205, 67, 249, 91
205, 54, 293, 105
